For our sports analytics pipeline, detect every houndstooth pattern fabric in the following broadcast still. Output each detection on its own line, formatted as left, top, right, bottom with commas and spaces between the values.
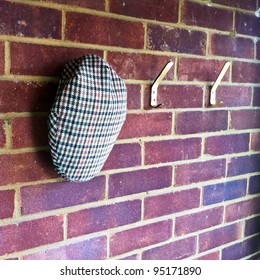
48, 54, 127, 182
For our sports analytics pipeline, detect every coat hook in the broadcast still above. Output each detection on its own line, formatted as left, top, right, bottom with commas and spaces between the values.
210, 62, 231, 107
150, 61, 174, 108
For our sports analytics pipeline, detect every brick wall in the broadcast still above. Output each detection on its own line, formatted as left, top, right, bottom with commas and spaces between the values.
0, 0, 260, 260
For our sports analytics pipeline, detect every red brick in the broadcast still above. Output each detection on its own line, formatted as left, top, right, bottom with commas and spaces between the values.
148, 24, 206, 55
145, 138, 201, 165
12, 117, 48, 148
253, 87, 260, 106
0, 1, 61, 38
231, 110, 260, 130
236, 12, 260, 37
0, 120, 5, 148
245, 216, 260, 236
176, 111, 228, 134
0, 152, 58, 186
144, 188, 200, 219
110, 0, 179, 22
126, 85, 141, 110
21, 176, 106, 215
66, 13, 144, 49
206, 86, 252, 108
68, 200, 141, 238
210, 34, 254, 59
251, 132, 260, 151
225, 196, 260, 222
109, 166, 172, 198
107, 52, 174, 80
0, 216, 63, 256
199, 223, 242, 253
178, 58, 230, 82
43, 0, 105, 10
0, 190, 15, 219
0, 41, 4, 75
110, 220, 172, 256
212, 0, 257, 10
0, 81, 57, 113
23, 236, 107, 260
144, 85, 203, 110
119, 113, 172, 139
232, 61, 260, 83
175, 159, 226, 186
257, 42, 260, 60
182, 1, 233, 31
195, 251, 220, 260
102, 143, 141, 170
228, 154, 260, 177
205, 134, 249, 156
142, 237, 196, 260
11, 43, 102, 76
175, 207, 224, 236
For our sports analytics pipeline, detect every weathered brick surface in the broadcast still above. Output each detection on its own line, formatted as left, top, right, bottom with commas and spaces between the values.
253, 87, 260, 106
232, 62, 260, 83
0, 190, 15, 219
142, 237, 196, 260
126, 85, 141, 110
231, 110, 260, 130
195, 251, 220, 260
110, 220, 172, 256
236, 12, 260, 37
23, 236, 107, 260
249, 175, 260, 194
0, 41, 4, 75
0, 1, 61, 38
44, 0, 105, 10
144, 188, 200, 219
0, 216, 64, 256
66, 13, 144, 49
251, 132, 260, 151
68, 200, 141, 237
175, 207, 224, 236
148, 25, 206, 55
110, 0, 179, 22
109, 166, 172, 198
245, 216, 260, 237
182, 1, 233, 31
175, 159, 226, 186
0, 120, 5, 148
21, 176, 106, 215
257, 42, 260, 60
212, 0, 257, 10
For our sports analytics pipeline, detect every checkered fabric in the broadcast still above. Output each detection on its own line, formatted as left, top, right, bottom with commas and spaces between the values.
48, 54, 127, 182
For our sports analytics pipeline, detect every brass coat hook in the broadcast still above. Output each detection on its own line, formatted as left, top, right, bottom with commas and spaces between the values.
150, 61, 174, 108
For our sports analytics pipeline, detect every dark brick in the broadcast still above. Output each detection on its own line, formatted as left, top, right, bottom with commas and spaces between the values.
145, 138, 201, 165
210, 34, 254, 59
43, 0, 105, 10
251, 132, 260, 151
126, 85, 141, 110
257, 42, 260, 60
182, 1, 233, 31
108, 52, 174, 80
144, 188, 200, 219
109, 166, 172, 198
232, 61, 260, 83
142, 237, 196, 260
0, 216, 64, 256
148, 24, 206, 55
12, 117, 48, 148
176, 111, 228, 134
205, 134, 249, 156
0, 120, 5, 148
0, 81, 57, 113
253, 87, 260, 106
178, 58, 230, 82
228, 154, 260, 177
222, 235, 260, 260
212, 0, 257, 10
0, 1, 61, 38
119, 113, 172, 139
236, 12, 260, 37
23, 236, 107, 260
203, 179, 247, 206
110, 220, 172, 256
175, 207, 224, 236
21, 176, 106, 215
175, 159, 226, 186
68, 200, 141, 238
11, 43, 102, 76
249, 175, 260, 194
245, 216, 260, 236
66, 12, 144, 49
0, 190, 15, 219
102, 143, 141, 170
0, 41, 4, 74
231, 110, 260, 130
110, 0, 179, 22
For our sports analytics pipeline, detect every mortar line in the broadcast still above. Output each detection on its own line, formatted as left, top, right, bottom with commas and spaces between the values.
61, 10, 66, 40
4, 41, 11, 75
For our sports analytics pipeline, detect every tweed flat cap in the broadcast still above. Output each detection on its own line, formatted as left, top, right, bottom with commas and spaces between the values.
48, 54, 127, 182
